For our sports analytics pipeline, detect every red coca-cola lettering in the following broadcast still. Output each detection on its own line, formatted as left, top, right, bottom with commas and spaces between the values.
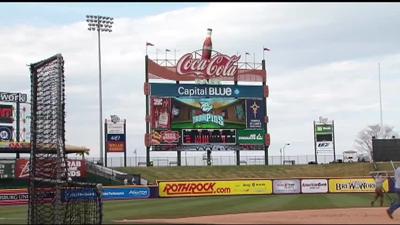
163, 182, 216, 195
177, 53, 240, 78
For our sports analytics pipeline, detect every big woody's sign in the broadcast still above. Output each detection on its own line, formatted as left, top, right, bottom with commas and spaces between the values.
176, 53, 240, 78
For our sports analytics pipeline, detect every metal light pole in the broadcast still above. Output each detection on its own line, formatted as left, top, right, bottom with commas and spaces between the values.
378, 63, 383, 137
280, 143, 290, 165
86, 15, 114, 166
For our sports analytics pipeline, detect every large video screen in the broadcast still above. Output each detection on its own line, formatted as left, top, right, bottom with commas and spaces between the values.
172, 98, 246, 129
150, 88, 266, 150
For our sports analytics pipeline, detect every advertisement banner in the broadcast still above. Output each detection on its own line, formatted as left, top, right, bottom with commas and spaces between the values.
171, 98, 246, 129
315, 124, 333, 134
315, 123, 334, 152
0, 159, 15, 178
0, 189, 28, 206
0, 104, 13, 123
151, 97, 171, 129
150, 83, 264, 98
103, 187, 150, 200
63, 187, 150, 201
329, 178, 389, 193
159, 180, 273, 197
151, 130, 180, 145
273, 179, 301, 194
147, 52, 266, 82
15, 159, 87, 179
237, 130, 265, 145
0, 125, 13, 141
301, 179, 328, 193
0, 92, 27, 103
106, 134, 126, 142
246, 99, 265, 129
107, 122, 124, 134
106, 142, 125, 152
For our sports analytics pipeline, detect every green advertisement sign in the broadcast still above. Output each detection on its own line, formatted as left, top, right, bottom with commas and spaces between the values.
237, 130, 265, 145
0, 160, 15, 178
315, 124, 333, 134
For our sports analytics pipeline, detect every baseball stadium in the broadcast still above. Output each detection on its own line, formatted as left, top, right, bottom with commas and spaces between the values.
1, 24, 400, 225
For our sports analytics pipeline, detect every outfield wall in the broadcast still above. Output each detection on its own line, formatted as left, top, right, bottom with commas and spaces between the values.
0, 177, 394, 206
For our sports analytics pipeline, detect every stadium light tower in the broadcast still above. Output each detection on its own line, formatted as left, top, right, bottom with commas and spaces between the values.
280, 143, 290, 165
86, 15, 113, 166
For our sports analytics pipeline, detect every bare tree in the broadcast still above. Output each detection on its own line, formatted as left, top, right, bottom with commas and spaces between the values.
354, 124, 399, 159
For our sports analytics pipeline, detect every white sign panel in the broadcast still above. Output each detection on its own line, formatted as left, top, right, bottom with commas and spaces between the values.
107, 122, 124, 134
316, 141, 333, 152
273, 179, 301, 194
301, 179, 328, 193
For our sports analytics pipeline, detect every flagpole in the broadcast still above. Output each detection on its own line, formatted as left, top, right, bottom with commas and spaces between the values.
253, 52, 255, 69
263, 46, 265, 61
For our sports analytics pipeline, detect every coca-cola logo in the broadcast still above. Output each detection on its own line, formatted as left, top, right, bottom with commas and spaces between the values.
177, 53, 240, 78
161, 130, 180, 144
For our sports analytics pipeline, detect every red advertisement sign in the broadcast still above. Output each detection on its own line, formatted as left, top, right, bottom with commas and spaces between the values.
151, 130, 180, 145
15, 159, 87, 179
0, 189, 28, 206
160, 130, 180, 143
107, 141, 125, 152
176, 53, 240, 78
0, 104, 14, 123
148, 52, 266, 82
150, 97, 171, 129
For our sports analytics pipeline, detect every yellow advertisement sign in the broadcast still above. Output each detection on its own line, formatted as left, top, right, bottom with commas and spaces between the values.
329, 178, 389, 193
159, 180, 273, 197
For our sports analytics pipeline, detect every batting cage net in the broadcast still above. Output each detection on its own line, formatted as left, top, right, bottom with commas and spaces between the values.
28, 54, 103, 224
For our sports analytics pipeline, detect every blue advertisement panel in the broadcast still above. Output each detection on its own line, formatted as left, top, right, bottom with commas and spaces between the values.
106, 134, 126, 142
102, 187, 150, 200
246, 99, 265, 129
63, 187, 151, 201
150, 83, 264, 98
0, 126, 13, 141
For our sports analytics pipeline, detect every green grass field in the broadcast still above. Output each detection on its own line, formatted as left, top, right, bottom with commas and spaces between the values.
0, 193, 395, 224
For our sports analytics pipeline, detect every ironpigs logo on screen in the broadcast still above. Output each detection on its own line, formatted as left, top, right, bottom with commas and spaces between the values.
192, 102, 224, 126
200, 102, 213, 113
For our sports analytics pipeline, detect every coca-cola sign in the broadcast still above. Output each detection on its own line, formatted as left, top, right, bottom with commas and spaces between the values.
177, 53, 240, 78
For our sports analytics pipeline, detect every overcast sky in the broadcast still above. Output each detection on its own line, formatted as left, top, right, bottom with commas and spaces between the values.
1, 3, 399, 160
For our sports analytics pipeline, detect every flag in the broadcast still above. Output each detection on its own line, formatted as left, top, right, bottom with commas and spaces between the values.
146, 42, 154, 46
263, 47, 271, 51
245, 52, 250, 55
165, 49, 171, 52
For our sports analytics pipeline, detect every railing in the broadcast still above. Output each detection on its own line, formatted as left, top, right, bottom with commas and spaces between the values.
80, 154, 345, 168
87, 161, 127, 181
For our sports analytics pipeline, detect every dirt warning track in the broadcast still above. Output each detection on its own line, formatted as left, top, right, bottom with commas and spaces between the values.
116, 207, 400, 224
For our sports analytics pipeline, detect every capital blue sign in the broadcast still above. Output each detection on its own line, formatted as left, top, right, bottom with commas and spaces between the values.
150, 83, 264, 98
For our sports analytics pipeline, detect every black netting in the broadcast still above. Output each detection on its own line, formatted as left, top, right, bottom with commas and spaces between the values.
28, 54, 102, 224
